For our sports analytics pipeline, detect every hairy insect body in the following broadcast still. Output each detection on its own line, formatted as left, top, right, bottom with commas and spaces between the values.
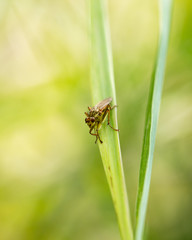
85, 97, 119, 144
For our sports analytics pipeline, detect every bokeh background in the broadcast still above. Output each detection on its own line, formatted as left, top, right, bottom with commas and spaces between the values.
0, 0, 191, 239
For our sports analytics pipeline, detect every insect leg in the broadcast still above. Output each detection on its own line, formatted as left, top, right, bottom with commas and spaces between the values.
110, 104, 118, 110
95, 130, 103, 144
95, 123, 103, 144
95, 133, 103, 144
89, 125, 103, 144
107, 106, 119, 131
89, 125, 97, 136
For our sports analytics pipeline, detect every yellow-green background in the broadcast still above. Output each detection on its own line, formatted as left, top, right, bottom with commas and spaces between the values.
0, 0, 191, 239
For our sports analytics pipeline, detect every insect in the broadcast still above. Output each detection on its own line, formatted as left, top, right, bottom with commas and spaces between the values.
84, 97, 119, 144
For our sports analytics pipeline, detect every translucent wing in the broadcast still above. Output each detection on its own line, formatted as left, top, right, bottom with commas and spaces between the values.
94, 97, 112, 111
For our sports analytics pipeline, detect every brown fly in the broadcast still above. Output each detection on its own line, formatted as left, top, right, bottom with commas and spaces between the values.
84, 97, 119, 144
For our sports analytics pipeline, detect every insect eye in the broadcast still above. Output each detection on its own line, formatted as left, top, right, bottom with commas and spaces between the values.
91, 118, 95, 122
85, 118, 89, 123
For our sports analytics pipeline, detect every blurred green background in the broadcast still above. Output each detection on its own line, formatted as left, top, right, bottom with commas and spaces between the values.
0, 0, 191, 239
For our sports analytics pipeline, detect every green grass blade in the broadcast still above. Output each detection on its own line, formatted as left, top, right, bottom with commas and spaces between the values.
89, 0, 133, 239
135, 0, 173, 239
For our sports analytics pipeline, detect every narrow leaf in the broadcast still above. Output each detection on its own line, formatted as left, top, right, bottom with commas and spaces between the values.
135, 0, 173, 239
89, 0, 133, 239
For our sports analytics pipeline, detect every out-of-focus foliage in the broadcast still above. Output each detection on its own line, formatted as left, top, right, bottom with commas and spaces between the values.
0, 0, 191, 240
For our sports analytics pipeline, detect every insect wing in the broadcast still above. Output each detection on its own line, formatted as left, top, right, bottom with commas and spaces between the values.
94, 97, 112, 111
